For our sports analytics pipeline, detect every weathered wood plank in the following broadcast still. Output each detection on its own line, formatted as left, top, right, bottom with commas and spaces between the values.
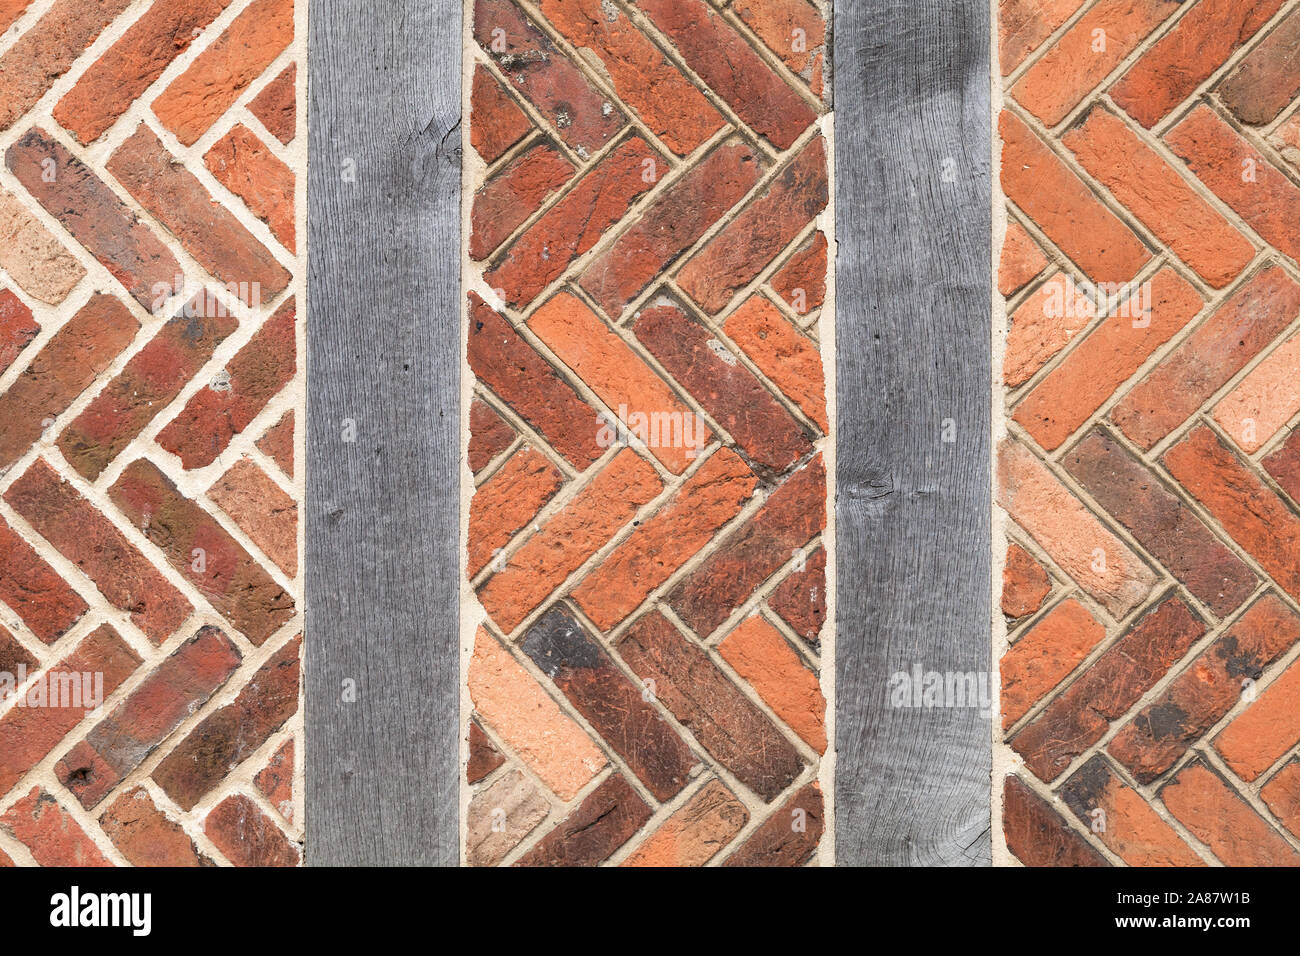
306, 0, 462, 866
833, 0, 993, 865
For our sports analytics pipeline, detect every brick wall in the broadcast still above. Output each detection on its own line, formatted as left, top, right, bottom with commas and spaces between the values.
996, 0, 1300, 865
462, 0, 835, 866
0, 0, 305, 866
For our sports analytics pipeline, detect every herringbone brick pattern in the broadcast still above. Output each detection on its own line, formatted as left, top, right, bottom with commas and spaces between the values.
0, 0, 304, 866
997, 0, 1300, 865
464, 0, 832, 866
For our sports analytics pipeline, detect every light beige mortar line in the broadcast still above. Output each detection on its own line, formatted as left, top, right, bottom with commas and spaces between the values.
761, 599, 822, 671
469, 429, 527, 489
466, 383, 583, 483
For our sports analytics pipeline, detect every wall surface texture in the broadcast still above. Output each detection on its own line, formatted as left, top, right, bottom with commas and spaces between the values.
996, 0, 1300, 865
462, 0, 835, 866
0, 0, 305, 866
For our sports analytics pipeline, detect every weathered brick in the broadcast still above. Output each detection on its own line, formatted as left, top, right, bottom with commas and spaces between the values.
999, 222, 1048, 297
99, 788, 213, 867
619, 611, 803, 801
470, 63, 531, 165
623, 778, 748, 867
6, 458, 193, 644
571, 447, 756, 630
153, 637, 300, 810
771, 230, 828, 315
467, 720, 504, 785
207, 459, 298, 577
257, 411, 294, 479
466, 767, 549, 866
1001, 598, 1105, 728
0, 788, 110, 867
1112, 265, 1300, 450
515, 774, 651, 867
1215, 655, 1300, 782
998, 0, 1086, 75
0, 517, 87, 644
53, 0, 234, 144
1063, 427, 1256, 617
0, 189, 85, 305
718, 615, 825, 752
249, 65, 297, 146
1265, 429, 1300, 503
723, 782, 824, 867
1003, 775, 1107, 867
468, 399, 514, 474
0, 0, 34, 33
108, 124, 291, 303
1003, 272, 1092, 387
733, 0, 826, 94
670, 455, 825, 637
1160, 760, 1300, 866
1213, 331, 1300, 454
579, 139, 765, 318
677, 137, 828, 314
205, 794, 300, 867
255, 738, 295, 822
469, 141, 574, 261
724, 295, 827, 433
1216, 8, 1300, 126
1002, 542, 1050, 619
999, 111, 1149, 285
1260, 760, 1300, 838
467, 446, 564, 578
156, 298, 297, 469
6, 129, 179, 309
767, 543, 827, 647
1012, 596, 1204, 781
151, 0, 294, 146
522, 606, 697, 801
205, 124, 297, 252
55, 625, 241, 808
109, 458, 295, 644
0, 622, 36, 677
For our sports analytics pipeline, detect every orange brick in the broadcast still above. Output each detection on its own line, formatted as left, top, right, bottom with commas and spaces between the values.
718, 615, 826, 753
622, 779, 748, 867
1003, 271, 1093, 387
999, 221, 1048, 296
467, 446, 564, 578
1160, 760, 1300, 866
1261, 760, 1300, 838
723, 296, 827, 431
1001, 598, 1105, 728
1216, 656, 1300, 782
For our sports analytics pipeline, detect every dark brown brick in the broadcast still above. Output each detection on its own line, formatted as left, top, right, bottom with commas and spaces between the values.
767, 543, 826, 648
1004, 774, 1108, 866
723, 782, 823, 867
205, 793, 300, 867
467, 719, 504, 785
1264, 428, 1300, 504
514, 774, 651, 867
1217, 9, 1300, 126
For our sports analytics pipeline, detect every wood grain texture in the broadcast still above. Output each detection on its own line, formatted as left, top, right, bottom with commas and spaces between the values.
306, 0, 461, 865
833, 0, 993, 865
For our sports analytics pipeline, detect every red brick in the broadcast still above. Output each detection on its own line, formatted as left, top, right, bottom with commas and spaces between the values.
723, 295, 828, 432
998, 440, 1158, 619
1001, 598, 1105, 728
207, 458, 298, 576
108, 124, 290, 303
1003, 775, 1108, 866
1112, 265, 1300, 450
1059, 757, 1202, 866
53, 0, 234, 144
473, 0, 623, 154
477, 448, 662, 633
0, 788, 110, 867
579, 139, 765, 318
0, 0, 133, 131
249, 65, 297, 146
469, 141, 574, 261
0, 289, 37, 375
156, 297, 297, 469
205, 794, 300, 867
467, 720, 503, 785
1164, 426, 1300, 603
0, 0, 34, 33
767, 543, 827, 648
1213, 330, 1300, 453
1014, 268, 1201, 451
1160, 760, 1299, 866
485, 136, 659, 308
1110, 594, 1300, 782
0, 189, 86, 305
718, 615, 825, 752
255, 738, 295, 821
1011, 596, 1204, 781
571, 448, 755, 630
670, 455, 825, 637
522, 606, 697, 801
723, 782, 824, 867
1063, 107, 1254, 288
1063, 427, 1256, 617
771, 230, 828, 315
0, 625, 140, 796
1216, 654, 1300, 782
99, 788, 212, 867
999, 111, 1150, 285
467, 292, 602, 468
1125, 0, 1285, 127
1002, 542, 1050, 619
1217, 8, 1300, 126
55, 625, 241, 808
1010, 0, 1180, 126
634, 299, 812, 474
151, 0, 294, 146
470, 63, 531, 165
205, 124, 296, 252
468, 399, 514, 474
0, 622, 36, 677
57, 297, 239, 480
619, 611, 804, 801
637, 0, 817, 150
0, 294, 138, 471
6, 130, 179, 309
1003, 272, 1093, 387
153, 637, 300, 811
468, 446, 564, 577
733, 0, 826, 94
6, 458, 193, 644
256, 411, 294, 479
528, 292, 709, 474
1260, 760, 1300, 838
1166, 104, 1300, 265
109, 458, 295, 644
536, 0, 725, 156
1265, 429, 1300, 503
515, 774, 651, 867
0, 517, 87, 644
999, 222, 1048, 297
677, 137, 828, 314
998, 0, 1086, 75
623, 778, 748, 867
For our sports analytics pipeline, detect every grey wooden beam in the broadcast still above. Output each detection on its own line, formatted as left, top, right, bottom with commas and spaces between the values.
833, 0, 993, 865
306, 0, 462, 865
